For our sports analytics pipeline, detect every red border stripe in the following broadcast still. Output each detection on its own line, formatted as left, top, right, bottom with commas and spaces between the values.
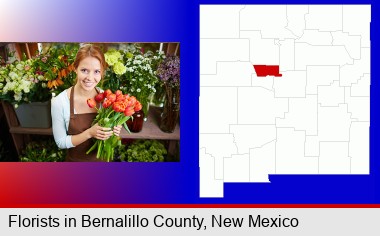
1, 204, 380, 208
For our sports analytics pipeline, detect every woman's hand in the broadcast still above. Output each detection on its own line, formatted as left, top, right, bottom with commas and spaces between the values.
88, 123, 113, 140
113, 125, 122, 137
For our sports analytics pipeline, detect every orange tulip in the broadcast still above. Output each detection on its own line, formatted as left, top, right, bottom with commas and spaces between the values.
124, 107, 135, 116
116, 94, 126, 102
95, 93, 105, 103
113, 101, 127, 112
102, 99, 112, 108
87, 98, 96, 108
115, 90, 123, 96
126, 96, 136, 106
107, 94, 117, 103
134, 101, 142, 111
104, 89, 112, 97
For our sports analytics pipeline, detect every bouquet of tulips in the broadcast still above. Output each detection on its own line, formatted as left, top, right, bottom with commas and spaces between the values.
86, 89, 142, 162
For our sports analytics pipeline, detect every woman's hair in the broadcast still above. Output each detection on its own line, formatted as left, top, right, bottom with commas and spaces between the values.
73, 44, 107, 78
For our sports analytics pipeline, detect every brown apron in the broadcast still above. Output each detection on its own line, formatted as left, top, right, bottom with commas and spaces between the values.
66, 87, 103, 162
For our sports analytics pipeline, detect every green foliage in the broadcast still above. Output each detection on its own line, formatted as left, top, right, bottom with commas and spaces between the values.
19, 138, 66, 162
101, 44, 165, 116
0, 43, 79, 106
33, 43, 79, 96
116, 140, 166, 162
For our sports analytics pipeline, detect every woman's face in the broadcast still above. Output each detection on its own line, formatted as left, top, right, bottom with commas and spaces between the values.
75, 56, 102, 91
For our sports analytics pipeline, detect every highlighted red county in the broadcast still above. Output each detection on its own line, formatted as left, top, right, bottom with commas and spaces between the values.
253, 65, 282, 77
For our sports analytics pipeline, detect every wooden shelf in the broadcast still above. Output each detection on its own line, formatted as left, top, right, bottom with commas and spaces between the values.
9, 127, 52, 135
2, 101, 180, 156
120, 106, 180, 140
7, 106, 180, 140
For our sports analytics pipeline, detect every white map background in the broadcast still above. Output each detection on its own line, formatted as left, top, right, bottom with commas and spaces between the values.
199, 5, 371, 197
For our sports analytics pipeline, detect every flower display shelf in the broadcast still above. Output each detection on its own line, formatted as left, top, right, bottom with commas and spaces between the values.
119, 105, 180, 140
14, 101, 52, 128
120, 105, 180, 156
1, 101, 179, 156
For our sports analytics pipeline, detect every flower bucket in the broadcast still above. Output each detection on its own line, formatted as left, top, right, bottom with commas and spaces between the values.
14, 101, 52, 128
159, 83, 180, 133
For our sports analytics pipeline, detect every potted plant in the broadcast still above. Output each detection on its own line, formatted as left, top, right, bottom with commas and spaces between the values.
156, 55, 180, 133
0, 43, 78, 128
19, 138, 66, 162
115, 139, 166, 162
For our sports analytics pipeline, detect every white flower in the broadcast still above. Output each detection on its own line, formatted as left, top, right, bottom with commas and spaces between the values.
9, 71, 18, 80
16, 63, 24, 71
136, 88, 141, 92
4, 81, 15, 91
133, 60, 142, 65
14, 92, 22, 101
21, 80, 32, 92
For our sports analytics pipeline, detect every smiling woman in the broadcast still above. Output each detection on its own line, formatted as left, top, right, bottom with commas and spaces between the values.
51, 44, 122, 162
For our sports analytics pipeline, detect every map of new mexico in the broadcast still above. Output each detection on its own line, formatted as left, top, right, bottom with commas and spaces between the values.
199, 5, 370, 197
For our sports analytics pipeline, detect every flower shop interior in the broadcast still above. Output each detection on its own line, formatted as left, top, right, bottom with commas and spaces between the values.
0, 42, 180, 162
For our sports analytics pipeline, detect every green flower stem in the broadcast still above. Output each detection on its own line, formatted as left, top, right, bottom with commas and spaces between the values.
89, 108, 134, 161
123, 122, 131, 134
106, 109, 114, 118
97, 141, 103, 159
86, 141, 98, 155
117, 116, 130, 126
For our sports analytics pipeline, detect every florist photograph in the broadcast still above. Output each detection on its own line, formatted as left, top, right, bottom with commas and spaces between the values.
0, 42, 180, 162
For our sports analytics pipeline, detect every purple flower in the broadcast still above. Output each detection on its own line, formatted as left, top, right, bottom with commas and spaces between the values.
156, 56, 180, 85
